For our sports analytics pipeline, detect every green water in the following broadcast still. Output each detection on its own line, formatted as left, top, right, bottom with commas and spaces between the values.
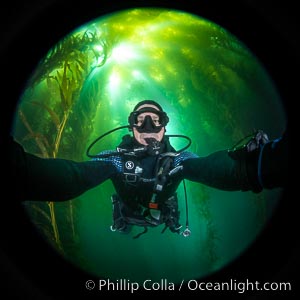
12, 8, 286, 284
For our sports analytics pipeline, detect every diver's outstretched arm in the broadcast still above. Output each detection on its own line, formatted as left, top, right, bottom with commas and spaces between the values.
8, 137, 115, 202
182, 130, 288, 193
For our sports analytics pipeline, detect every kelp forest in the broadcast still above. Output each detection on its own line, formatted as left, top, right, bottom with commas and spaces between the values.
15, 30, 110, 260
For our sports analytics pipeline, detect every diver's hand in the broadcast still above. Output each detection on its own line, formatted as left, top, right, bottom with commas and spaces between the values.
227, 130, 270, 193
228, 129, 269, 160
246, 130, 269, 152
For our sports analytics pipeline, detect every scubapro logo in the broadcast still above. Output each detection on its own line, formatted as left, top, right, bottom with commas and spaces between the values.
125, 161, 135, 170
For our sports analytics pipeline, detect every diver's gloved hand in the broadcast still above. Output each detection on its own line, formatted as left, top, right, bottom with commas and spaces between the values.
228, 130, 269, 160
229, 129, 288, 192
228, 130, 270, 193
245, 130, 269, 151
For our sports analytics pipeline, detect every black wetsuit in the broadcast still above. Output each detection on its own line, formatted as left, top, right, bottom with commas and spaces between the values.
7, 132, 288, 235
7, 131, 287, 206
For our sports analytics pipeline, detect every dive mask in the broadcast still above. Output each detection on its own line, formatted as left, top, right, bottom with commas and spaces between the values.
128, 107, 169, 133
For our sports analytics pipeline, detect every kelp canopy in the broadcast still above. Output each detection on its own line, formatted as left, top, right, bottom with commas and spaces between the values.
12, 8, 286, 283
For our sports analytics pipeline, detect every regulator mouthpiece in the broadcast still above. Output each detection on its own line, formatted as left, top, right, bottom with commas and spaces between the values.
144, 138, 163, 156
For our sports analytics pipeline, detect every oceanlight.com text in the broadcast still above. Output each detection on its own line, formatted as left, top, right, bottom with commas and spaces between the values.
186, 279, 292, 293
85, 278, 292, 294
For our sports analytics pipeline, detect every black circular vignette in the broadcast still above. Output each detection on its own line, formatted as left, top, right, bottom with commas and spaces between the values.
1, 0, 297, 299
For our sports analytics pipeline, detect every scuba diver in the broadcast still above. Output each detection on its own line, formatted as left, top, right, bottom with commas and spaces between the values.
7, 100, 288, 238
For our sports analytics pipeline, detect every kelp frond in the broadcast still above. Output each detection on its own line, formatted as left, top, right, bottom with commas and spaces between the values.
28, 30, 109, 87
